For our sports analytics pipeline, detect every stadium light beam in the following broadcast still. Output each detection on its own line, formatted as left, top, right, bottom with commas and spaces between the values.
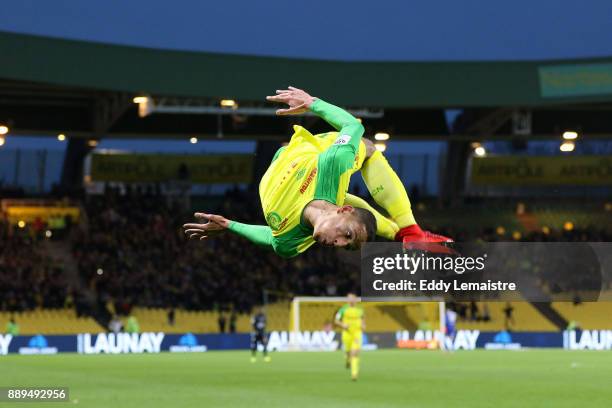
57, 133, 66, 141
562, 131, 578, 140
474, 146, 486, 157
190, 137, 198, 144
133, 96, 149, 104
0, 137, 4, 147
374, 132, 390, 141
0, 125, 8, 135
88, 140, 98, 148
560, 141, 575, 152
220, 99, 237, 108
374, 143, 387, 152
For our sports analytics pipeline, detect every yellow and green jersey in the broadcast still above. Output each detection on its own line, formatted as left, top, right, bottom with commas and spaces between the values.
335, 304, 364, 334
228, 99, 366, 258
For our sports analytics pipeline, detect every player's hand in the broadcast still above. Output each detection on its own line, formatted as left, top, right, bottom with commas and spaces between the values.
183, 212, 230, 240
266, 86, 315, 115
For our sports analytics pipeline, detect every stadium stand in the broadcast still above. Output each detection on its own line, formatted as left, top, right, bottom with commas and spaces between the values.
455, 302, 558, 332
0, 309, 101, 335
552, 302, 612, 330
1, 187, 610, 334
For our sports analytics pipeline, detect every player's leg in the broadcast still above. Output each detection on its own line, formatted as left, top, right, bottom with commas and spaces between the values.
350, 333, 362, 381
315, 132, 400, 240
262, 334, 271, 362
360, 139, 416, 228
359, 139, 452, 244
445, 330, 456, 352
341, 331, 351, 369
344, 194, 399, 240
250, 333, 257, 362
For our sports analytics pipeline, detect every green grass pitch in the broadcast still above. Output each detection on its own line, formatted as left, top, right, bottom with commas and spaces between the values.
3, 349, 612, 407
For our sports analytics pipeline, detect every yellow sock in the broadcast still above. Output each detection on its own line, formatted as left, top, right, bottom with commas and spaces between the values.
350, 356, 360, 378
344, 194, 399, 240
361, 151, 416, 228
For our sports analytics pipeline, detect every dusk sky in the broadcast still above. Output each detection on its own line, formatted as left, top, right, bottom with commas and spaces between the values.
1, 0, 610, 181
2, 0, 612, 61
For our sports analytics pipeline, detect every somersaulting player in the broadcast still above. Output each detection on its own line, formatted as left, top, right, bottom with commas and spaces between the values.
184, 87, 452, 257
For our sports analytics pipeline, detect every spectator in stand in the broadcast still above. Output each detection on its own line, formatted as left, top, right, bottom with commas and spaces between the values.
5, 317, 19, 336
229, 311, 237, 334
125, 315, 140, 334
469, 301, 479, 321
167, 308, 175, 326
108, 315, 123, 333
218, 313, 226, 333
503, 302, 515, 330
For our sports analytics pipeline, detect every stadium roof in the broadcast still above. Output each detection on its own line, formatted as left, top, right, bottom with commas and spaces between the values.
2, 31, 612, 140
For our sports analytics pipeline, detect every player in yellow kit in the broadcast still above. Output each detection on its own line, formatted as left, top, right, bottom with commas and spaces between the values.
334, 293, 365, 381
184, 87, 452, 255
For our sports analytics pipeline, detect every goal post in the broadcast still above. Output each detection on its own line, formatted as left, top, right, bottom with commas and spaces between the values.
290, 296, 446, 347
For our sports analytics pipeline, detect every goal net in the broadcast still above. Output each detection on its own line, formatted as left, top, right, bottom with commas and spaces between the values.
289, 296, 446, 349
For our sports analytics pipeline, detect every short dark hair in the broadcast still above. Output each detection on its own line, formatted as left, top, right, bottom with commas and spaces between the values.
353, 208, 377, 242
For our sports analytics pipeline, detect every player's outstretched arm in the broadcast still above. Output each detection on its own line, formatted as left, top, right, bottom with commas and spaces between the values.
266, 86, 364, 148
183, 213, 273, 247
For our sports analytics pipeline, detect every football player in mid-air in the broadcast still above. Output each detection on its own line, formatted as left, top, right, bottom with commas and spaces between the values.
335, 293, 365, 381
184, 86, 452, 257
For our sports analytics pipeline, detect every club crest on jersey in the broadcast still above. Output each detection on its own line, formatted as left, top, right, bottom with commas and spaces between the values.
333, 135, 351, 145
266, 211, 288, 232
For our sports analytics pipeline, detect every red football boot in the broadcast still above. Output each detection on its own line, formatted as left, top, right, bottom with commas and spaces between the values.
395, 224, 456, 254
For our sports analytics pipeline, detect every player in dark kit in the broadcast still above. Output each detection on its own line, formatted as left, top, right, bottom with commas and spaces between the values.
250, 309, 270, 363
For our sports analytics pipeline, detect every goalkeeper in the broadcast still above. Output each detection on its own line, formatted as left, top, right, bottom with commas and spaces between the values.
184, 87, 451, 257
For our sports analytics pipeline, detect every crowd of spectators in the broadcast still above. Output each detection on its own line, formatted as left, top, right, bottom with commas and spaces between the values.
71, 186, 357, 314
1, 186, 610, 314
0, 216, 69, 311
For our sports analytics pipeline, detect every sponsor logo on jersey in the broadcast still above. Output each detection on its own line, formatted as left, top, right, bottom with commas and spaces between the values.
295, 167, 306, 180
299, 168, 317, 193
333, 135, 352, 145
370, 184, 385, 196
